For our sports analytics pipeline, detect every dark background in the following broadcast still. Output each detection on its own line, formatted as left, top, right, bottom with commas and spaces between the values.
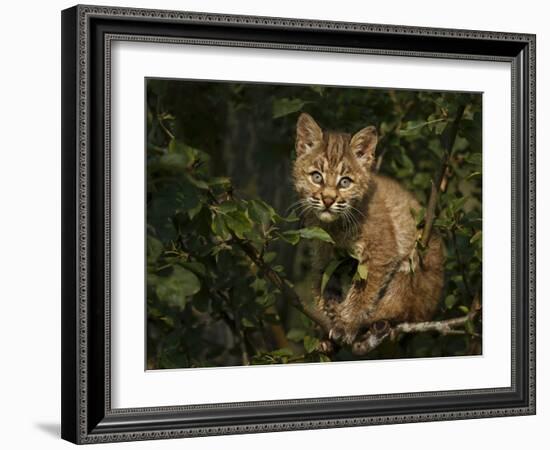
146, 79, 482, 369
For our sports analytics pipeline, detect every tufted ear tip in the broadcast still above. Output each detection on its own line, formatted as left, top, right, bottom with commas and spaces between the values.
365, 125, 377, 136
296, 113, 319, 132
350, 125, 378, 167
296, 113, 323, 157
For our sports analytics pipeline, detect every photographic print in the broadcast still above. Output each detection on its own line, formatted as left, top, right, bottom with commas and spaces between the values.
61, 6, 538, 442
62, 7, 535, 442
146, 79, 482, 370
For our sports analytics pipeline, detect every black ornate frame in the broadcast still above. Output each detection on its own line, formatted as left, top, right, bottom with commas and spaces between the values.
61, 4, 536, 444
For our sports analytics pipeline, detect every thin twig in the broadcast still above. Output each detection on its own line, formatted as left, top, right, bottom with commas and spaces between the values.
351, 292, 481, 356
157, 113, 175, 140
212, 104, 475, 356
228, 291, 250, 366
420, 104, 466, 248
450, 227, 474, 299
234, 236, 332, 334
206, 191, 331, 333
375, 97, 414, 172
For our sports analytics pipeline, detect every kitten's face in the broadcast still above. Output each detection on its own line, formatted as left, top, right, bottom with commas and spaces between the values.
292, 113, 378, 223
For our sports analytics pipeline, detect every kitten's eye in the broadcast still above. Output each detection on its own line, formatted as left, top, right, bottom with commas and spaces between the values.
311, 171, 323, 184
338, 177, 353, 189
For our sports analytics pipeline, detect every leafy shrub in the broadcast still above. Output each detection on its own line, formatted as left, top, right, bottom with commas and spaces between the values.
146, 80, 482, 368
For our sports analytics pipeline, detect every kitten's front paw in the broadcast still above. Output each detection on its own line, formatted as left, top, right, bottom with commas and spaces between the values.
328, 326, 345, 343
342, 326, 360, 345
318, 339, 334, 354
329, 325, 360, 346
338, 309, 363, 345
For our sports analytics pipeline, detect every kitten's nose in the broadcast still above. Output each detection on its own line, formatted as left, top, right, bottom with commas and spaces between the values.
322, 195, 336, 208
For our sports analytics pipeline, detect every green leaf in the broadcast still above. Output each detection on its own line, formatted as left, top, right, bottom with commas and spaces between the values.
247, 199, 275, 225
355, 263, 369, 281
410, 207, 426, 226
263, 252, 277, 263
147, 236, 164, 264
159, 153, 189, 171
304, 336, 320, 354
321, 259, 344, 294
211, 214, 231, 241
470, 230, 482, 244
434, 217, 453, 230
250, 277, 267, 293
179, 261, 206, 277
466, 152, 482, 167
287, 328, 306, 343
310, 85, 325, 96
399, 120, 425, 136
188, 202, 202, 220
279, 230, 300, 245
167, 139, 210, 170
256, 292, 276, 308
280, 211, 300, 223
449, 197, 467, 213
464, 319, 476, 335
224, 210, 253, 239
216, 201, 238, 214
445, 294, 457, 309
184, 173, 209, 190
208, 176, 231, 187
272, 210, 299, 224
156, 266, 201, 308
297, 227, 334, 243
399, 119, 446, 137
270, 348, 294, 358
147, 273, 159, 288
241, 317, 256, 328
458, 305, 470, 314
272, 98, 307, 119
412, 173, 431, 189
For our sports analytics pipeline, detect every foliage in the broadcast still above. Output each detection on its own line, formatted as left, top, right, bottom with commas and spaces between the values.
146, 80, 482, 369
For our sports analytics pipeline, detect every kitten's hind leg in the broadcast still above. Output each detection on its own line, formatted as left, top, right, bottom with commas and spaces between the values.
319, 273, 344, 322
317, 274, 347, 344
351, 319, 391, 355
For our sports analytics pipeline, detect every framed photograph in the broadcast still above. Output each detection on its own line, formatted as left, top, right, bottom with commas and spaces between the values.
61, 4, 536, 444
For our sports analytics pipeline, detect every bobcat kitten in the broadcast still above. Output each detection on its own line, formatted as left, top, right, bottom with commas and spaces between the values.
292, 113, 445, 345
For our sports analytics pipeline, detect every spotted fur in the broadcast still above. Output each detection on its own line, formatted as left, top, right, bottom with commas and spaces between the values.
292, 113, 445, 344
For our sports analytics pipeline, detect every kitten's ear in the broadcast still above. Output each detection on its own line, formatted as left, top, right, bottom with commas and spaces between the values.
296, 113, 323, 157
350, 126, 378, 169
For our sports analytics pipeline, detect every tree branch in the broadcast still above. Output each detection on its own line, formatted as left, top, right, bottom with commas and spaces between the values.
351, 293, 481, 356
233, 237, 332, 334
450, 227, 474, 299
229, 104, 475, 357
420, 104, 466, 248
234, 223, 481, 358
351, 105, 475, 356
375, 97, 414, 172
214, 291, 251, 365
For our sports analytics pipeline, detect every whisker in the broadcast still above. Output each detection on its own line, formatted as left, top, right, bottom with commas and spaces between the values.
343, 210, 355, 237
348, 209, 361, 229
346, 204, 365, 218
339, 209, 350, 235
293, 205, 313, 216
343, 209, 359, 236
297, 205, 315, 218
285, 199, 309, 214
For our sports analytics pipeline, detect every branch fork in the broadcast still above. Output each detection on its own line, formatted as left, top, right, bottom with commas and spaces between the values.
236, 105, 478, 357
